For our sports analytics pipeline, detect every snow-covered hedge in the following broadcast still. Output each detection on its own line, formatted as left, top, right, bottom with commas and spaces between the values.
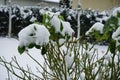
0, 5, 109, 37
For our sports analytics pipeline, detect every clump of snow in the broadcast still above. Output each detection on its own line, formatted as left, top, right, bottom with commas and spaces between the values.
96, 16, 109, 23
65, 51, 74, 69
20, 7, 32, 19
86, 14, 91, 18
45, 11, 74, 36
79, 72, 85, 80
86, 22, 104, 35
49, 13, 61, 32
39, 9, 45, 14
61, 20, 74, 36
112, 7, 120, 16
112, 27, 120, 46
18, 23, 50, 47
30, 16, 37, 22
0, 37, 44, 80
59, 38, 65, 45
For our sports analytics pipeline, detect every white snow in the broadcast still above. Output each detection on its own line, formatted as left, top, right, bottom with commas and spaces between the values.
79, 72, 85, 80
96, 16, 109, 23
112, 7, 120, 16
0, 37, 112, 79
0, 37, 44, 80
86, 22, 104, 35
45, 0, 60, 3
46, 11, 74, 36
18, 23, 50, 47
61, 20, 74, 36
30, 16, 37, 22
50, 14, 61, 32
112, 26, 120, 46
20, 7, 32, 19
65, 51, 74, 69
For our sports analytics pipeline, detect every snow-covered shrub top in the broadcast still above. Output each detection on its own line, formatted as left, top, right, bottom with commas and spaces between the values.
17, 10, 75, 54
18, 23, 50, 47
45, 11, 74, 36
112, 27, 120, 46
111, 7, 120, 47
0, 5, 111, 37
112, 7, 120, 16
86, 22, 104, 35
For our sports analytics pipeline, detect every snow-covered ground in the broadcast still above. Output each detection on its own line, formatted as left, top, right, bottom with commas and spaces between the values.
0, 37, 108, 79
0, 37, 44, 80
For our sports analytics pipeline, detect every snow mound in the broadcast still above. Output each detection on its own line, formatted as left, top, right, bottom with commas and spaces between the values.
86, 22, 104, 35
18, 23, 50, 47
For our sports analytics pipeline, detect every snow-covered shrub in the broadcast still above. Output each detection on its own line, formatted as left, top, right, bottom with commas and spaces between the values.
85, 22, 104, 42
60, 8, 109, 37
85, 8, 120, 80
86, 22, 104, 35
17, 10, 81, 80
18, 23, 50, 54
86, 7, 120, 44
1, 6, 120, 80
16, 9, 120, 80
0, 5, 110, 37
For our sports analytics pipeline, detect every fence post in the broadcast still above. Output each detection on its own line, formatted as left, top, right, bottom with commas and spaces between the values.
8, 0, 12, 38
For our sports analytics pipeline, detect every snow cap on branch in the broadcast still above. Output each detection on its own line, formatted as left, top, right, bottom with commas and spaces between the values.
18, 23, 50, 47
86, 22, 104, 35
46, 11, 74, 36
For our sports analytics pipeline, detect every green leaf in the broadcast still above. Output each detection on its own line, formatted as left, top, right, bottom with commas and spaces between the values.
58, 15, 64, 21
28, 43, 35, 49
60, 22, 63, 32
109, 39, 116, 54
41, 45, 49, 55
18, 46, 25, 54
103, 16, 118, 33
34, 26, 37, 31
102, 16, 118, 41
94, 31, 102, 41
117, 12, 120, 18
35, 45, 40, 49
117, 45, 120, 52
41, 46, 47, 55
42, 14, 46, 24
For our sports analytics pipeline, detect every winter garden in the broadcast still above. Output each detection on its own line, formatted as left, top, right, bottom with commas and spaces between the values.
0, 0, 120, 80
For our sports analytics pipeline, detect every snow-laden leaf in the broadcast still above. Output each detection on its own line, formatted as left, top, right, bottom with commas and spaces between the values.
58, 15, 64, 21
28, 43, 35, 49
18, 46, 25, 54
42, 14, 47, 24
35, 45, 40, 49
